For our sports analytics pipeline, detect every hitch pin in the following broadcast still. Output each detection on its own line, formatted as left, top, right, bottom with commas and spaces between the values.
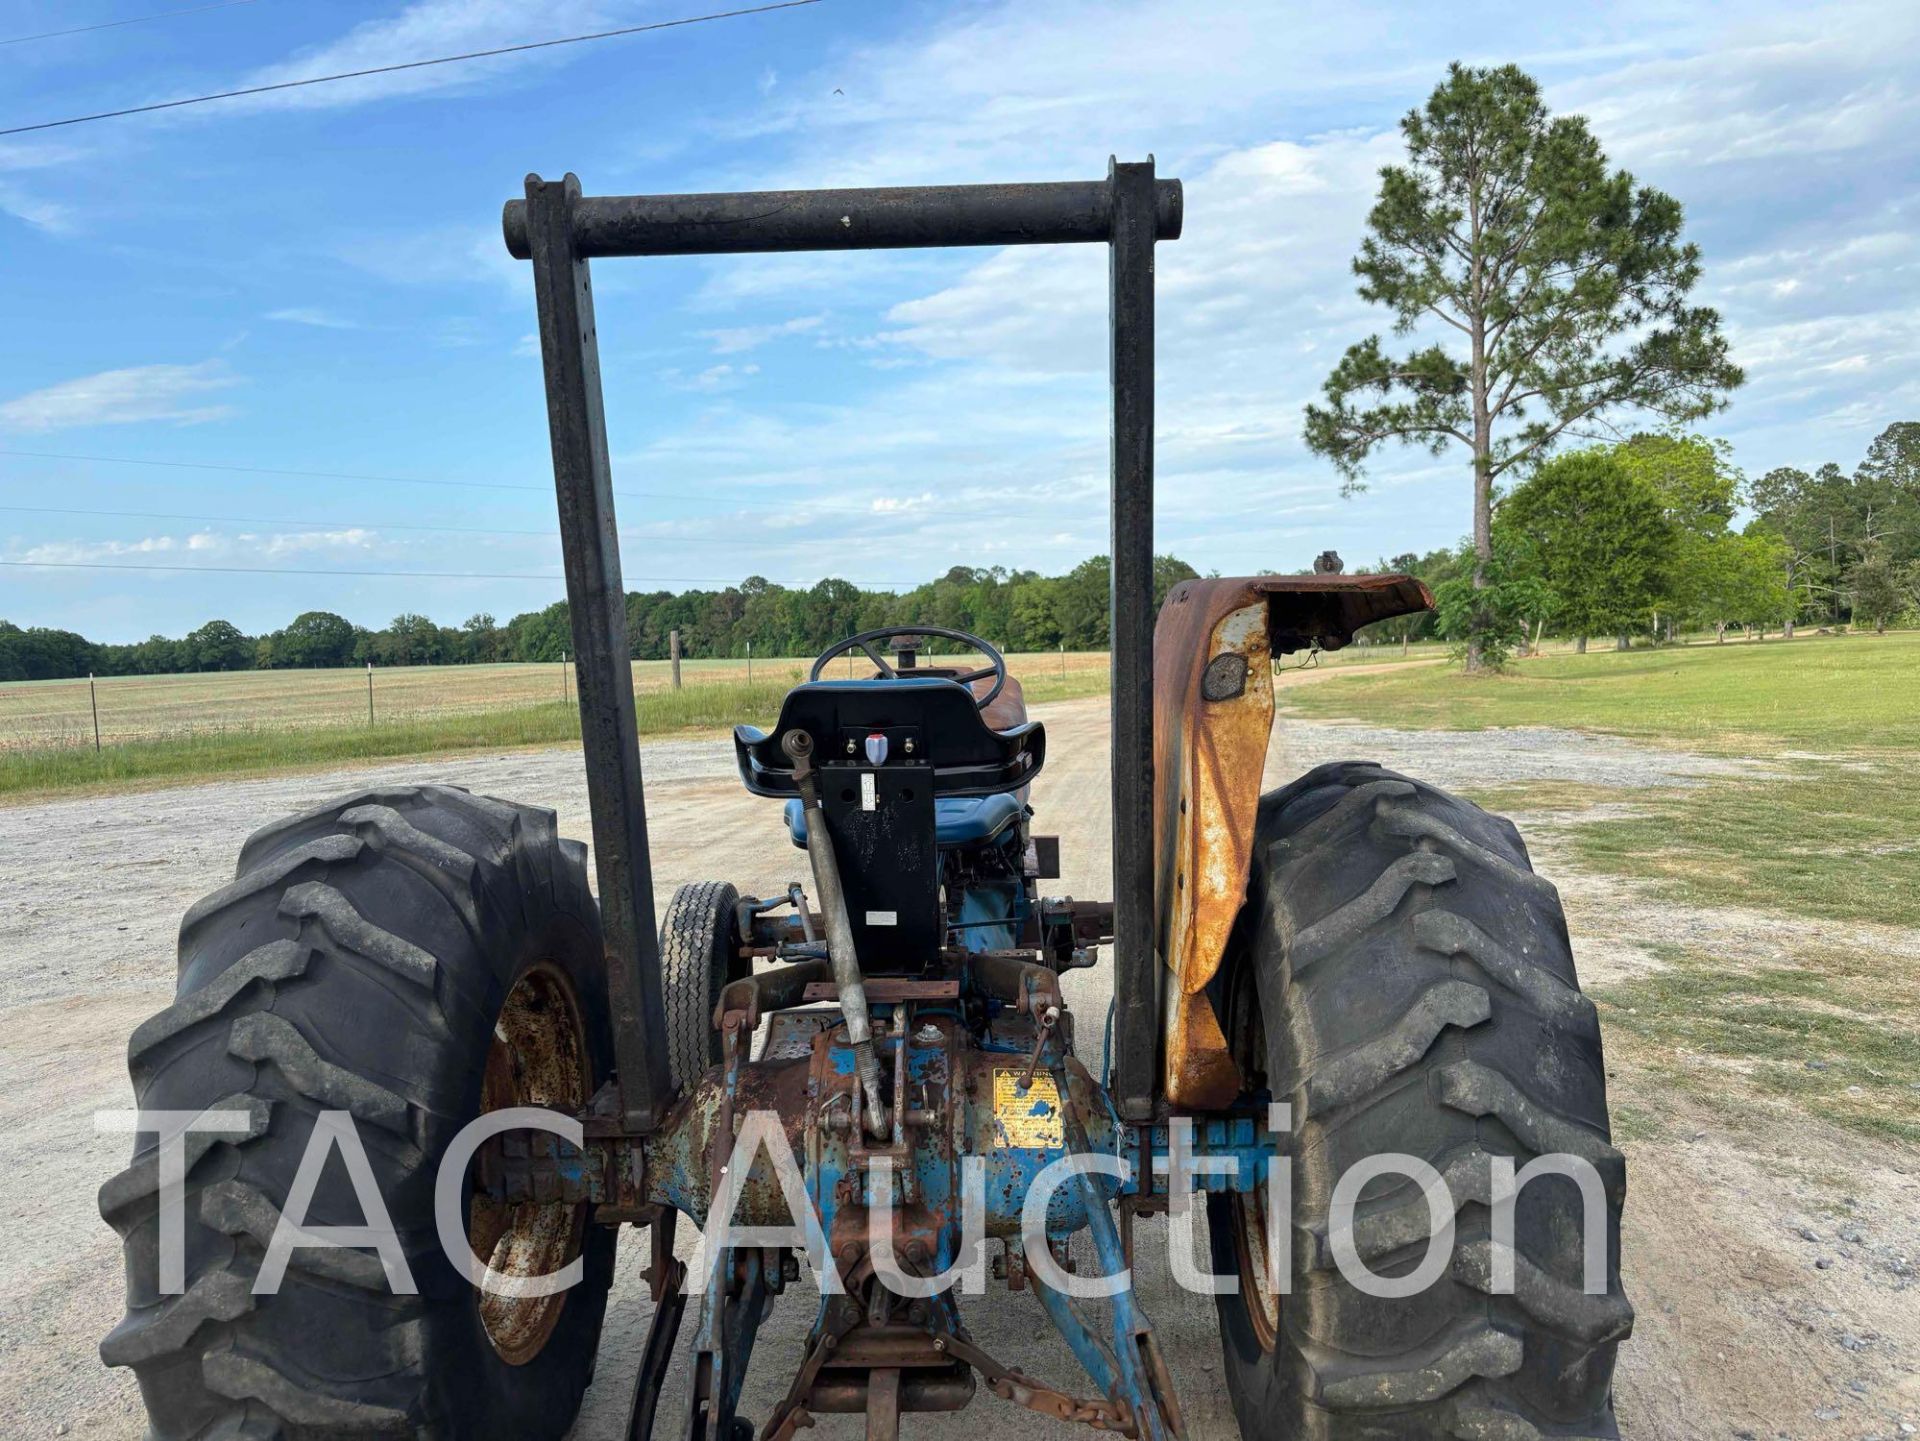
1016, 1004, 1060, 1092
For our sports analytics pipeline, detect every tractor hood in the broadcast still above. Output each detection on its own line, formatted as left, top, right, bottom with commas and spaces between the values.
1151, 573, 1433, 1108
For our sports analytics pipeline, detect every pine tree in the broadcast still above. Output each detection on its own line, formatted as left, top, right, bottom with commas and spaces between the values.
1305, 63, 1743, 670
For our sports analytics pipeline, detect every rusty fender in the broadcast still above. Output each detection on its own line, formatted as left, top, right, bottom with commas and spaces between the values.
1150, 573, 1432, 1109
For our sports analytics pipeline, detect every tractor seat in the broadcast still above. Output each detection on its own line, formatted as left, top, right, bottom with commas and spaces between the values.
734, 676, 1045, 799
783, 792, 1025, 850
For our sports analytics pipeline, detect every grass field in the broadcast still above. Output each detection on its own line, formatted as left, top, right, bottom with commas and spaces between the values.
0, 651, 1120, 751
0, 652, 1120, 800
0, 638, 1473, 801
0, 638, 1466, 757
1281, 629, 1920, 1147
1594, 939, 1920, 1145
1283, 629, 1920, 751
1286, 631, 1920, 926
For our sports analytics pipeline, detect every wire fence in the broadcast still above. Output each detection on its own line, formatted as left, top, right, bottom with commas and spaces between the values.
0, 652, 1116, 754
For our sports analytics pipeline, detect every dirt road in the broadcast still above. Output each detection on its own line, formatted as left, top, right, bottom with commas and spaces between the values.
2, 694, 1914, 1438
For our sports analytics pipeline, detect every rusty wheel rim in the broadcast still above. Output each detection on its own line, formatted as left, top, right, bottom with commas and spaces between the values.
1224, 959, 1279, 1353
469, 961, 590, 1366
1233, 1184, 1281, 1353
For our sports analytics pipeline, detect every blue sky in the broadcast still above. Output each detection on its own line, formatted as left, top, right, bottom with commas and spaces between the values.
2, 0, 1917, 643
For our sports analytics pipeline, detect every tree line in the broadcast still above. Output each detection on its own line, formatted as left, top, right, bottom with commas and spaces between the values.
0, 554, 1200, 682
1357, 424, 1920, 659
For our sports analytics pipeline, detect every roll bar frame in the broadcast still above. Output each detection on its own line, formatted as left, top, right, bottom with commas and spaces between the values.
506, 163, 1180, 1131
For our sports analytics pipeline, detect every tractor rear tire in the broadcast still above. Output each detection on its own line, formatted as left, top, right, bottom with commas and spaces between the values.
1209, 760, 1631, 1439
660, 880, 742, 1092
100, 784, 615, 1440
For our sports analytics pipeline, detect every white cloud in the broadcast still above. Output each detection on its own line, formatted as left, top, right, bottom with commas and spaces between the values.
12, 529, 381, 566
0, 361, 240, 433
701, 314, 826, 354
0, 181, 74, 234
0, 139, 80, 232
660, 362, 761, 393
603, 0, 1920, 577
266, 307, 357, 329
221, 0, 630, 115
653, 130, 1405, 569
15, 534, 208, 565
1555, 9, 1920, 174
723, 0, 1728, 190
332, 223, 525, 291
26, 0, 1903, 593
0, 140, 85, 171
253, 528, 380, 557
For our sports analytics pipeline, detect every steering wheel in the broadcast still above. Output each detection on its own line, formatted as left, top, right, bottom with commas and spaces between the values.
809, 626, 1008, 710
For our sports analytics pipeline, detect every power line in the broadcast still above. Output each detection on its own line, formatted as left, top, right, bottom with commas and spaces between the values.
0, 502, 921, 548
0, 447, 1066, 524
0, 503, 554, 539
1, 445, 541, 491
1, 0, 262, 49
1, 446, 555, 494
1, 0, 821, 136
2, 558, 559, 580
1, 558, 921, 586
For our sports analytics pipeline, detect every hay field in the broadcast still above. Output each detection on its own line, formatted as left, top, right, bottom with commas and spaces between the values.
0, 651, 1116, 752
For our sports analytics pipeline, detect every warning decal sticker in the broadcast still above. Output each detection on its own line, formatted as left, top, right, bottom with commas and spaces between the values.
992, 1067, 1065, 1149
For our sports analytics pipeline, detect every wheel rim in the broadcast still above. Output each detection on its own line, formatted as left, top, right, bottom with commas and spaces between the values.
1226, 960, 1280, 1354
469, 961, 591, 1366
1233, 1184, 1281, 1353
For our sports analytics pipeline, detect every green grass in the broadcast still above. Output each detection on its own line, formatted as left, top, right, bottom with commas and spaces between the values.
0, 666, 1113, 803
0, 679, 787, 801
1278, 631, 1920, 1151
1593, 942, 1920, 1145
1471, 761, 1920, 932
1569, 763, 1920, 930
1002, 667, 1111, 707
1289, 632, 1920, 930
1281, 630, 1920, 753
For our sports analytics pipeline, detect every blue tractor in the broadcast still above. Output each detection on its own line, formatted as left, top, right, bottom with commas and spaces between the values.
102, 169, 1632, 1441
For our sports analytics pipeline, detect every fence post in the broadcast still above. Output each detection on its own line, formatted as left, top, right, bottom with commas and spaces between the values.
366, 661, 374, 726
561, 650, 569, 704
89, 672, 101, 752
1059, 641, 1066, 682
670, 629, 682, 690
746, 640, 752, 683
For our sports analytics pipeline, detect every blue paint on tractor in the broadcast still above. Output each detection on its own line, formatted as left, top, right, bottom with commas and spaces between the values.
948, 846, 1026, 953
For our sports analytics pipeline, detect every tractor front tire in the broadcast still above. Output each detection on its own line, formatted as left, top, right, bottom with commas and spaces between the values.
101, 784, 614, 1440
660, 880, 742, 1093
1210, 761, 1631, 1439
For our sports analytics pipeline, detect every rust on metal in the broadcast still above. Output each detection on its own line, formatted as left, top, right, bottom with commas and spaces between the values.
1151, 574, 1431, 1107
940, 1333, 1135, 1435
801, 978, 960, 1005
469, 961, 595, 1366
